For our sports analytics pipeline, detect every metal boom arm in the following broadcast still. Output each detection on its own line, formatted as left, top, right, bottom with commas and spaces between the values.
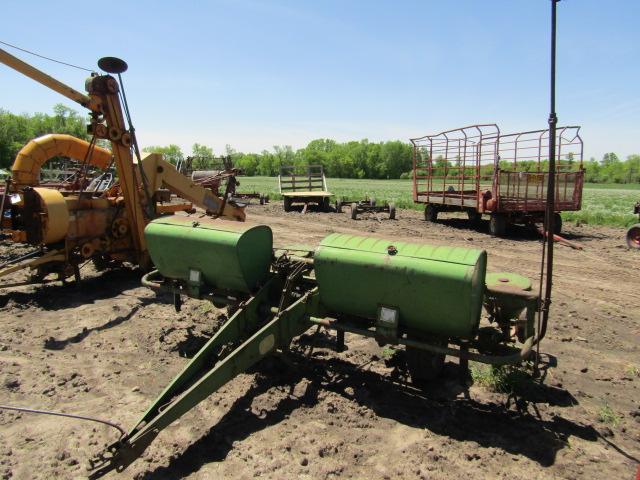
89, 278, 318, 476
0, 48, 100, 112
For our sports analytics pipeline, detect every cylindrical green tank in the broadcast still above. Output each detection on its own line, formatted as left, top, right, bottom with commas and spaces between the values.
314, 233, 487, 339
145, 216, 273, 293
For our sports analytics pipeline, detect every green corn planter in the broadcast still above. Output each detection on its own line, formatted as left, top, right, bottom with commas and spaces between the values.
145, 216, 273, 294
314, 233, 487, 339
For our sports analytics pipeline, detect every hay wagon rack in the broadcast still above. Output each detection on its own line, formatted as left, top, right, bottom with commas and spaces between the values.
278, 164, 332, 213
411, 124, 584, 236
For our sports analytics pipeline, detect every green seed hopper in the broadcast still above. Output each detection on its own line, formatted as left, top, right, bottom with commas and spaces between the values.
90, 218, 539, 476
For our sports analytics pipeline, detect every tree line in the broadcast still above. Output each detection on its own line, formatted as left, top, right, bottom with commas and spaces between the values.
144, 139, 414, 179
1, 105, 639, 183
0, 105, 88, 169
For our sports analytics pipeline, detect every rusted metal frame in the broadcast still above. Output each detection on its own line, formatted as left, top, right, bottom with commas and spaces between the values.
460, 130, 468, 204
409, 123, 499, 143
513, 133, 523, 208
523, 174, 530, 212
442, 132, 450, 204
489, 129, 500, 212
411, 142, 418, 201
427, 139, 434, 204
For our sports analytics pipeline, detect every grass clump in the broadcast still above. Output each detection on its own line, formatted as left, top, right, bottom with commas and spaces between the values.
470, 363, 531, 394
597, 402, 621, 427
624, 364, 639, 377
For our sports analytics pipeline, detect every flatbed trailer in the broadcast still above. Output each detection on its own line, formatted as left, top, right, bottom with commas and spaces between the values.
279, 164, 332, 212
335, 196, 396, 220
411, 124, 584, 236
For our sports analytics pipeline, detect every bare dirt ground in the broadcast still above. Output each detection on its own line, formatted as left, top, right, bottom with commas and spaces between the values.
1, 202, 639, 480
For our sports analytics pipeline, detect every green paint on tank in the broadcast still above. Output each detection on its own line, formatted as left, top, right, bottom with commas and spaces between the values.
485, 272, 532, 291
145, 216, 273, 293
314, 233, 487, 339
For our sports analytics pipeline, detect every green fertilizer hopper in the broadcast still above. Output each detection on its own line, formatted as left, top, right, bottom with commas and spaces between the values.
90, 221, 540, 476
315, 233, 487, 339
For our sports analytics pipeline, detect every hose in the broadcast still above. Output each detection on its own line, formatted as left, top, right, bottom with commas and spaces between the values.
141, 269, 164, 290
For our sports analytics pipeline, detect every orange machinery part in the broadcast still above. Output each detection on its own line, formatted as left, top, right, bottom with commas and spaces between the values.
12, 134, 112, 188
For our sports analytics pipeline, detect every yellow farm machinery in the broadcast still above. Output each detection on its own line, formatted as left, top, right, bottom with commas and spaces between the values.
0, 49, 245, 287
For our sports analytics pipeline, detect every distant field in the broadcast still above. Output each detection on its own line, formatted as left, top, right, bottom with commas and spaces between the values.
238, 177, 639, 227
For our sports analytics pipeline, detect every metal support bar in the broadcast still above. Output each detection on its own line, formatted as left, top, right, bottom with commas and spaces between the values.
308, 317, 535, 366
89, 282, 319, 477
0, 48, 100, 111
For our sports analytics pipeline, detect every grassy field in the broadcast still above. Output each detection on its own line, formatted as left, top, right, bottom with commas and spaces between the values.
238, 177, 640, 227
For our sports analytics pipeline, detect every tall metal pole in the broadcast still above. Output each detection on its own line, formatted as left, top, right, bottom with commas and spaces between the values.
540, 0, 560, 354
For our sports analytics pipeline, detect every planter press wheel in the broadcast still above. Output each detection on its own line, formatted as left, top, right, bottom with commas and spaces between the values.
626, 224, 640, 249
406, 338, 447, 383
350, 203, 359, 220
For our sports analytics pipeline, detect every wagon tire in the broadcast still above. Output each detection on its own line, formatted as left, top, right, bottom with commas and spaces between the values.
626, 224, 640, 249
389, 203, 396, 220
283, 196, 292, 212
489, 213, 507, 237
467, 209, 482, 226
335, 199, 342, 213
351, 203, 358, 220
424, 204, 438, 222
553, 212, 562, 235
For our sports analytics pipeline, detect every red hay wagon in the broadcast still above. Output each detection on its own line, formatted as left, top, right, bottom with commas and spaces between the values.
411, 124, 584, 236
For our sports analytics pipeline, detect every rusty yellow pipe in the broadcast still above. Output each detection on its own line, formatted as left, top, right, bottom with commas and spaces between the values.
12, 134, 112, 188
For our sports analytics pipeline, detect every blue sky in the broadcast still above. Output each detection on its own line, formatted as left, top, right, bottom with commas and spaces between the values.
1, 0, 638, 160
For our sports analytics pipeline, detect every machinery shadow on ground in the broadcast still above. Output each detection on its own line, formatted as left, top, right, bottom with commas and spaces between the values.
139, 350, 602, 479
435, 218, 596, 241
42, 295, 169, 350
0, 267, 147, 311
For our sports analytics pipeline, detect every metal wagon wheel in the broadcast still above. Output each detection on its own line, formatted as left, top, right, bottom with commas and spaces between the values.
467, 209, 482, 226
424, 204, 438, 222
626, 224, 640, 249
553, 212, 562, 235
489, 213, 507, 237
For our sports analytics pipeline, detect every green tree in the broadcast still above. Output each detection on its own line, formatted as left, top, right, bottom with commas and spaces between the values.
142, 144, 184, 165
191, 143, 214, 169
0, 104, 89, 168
